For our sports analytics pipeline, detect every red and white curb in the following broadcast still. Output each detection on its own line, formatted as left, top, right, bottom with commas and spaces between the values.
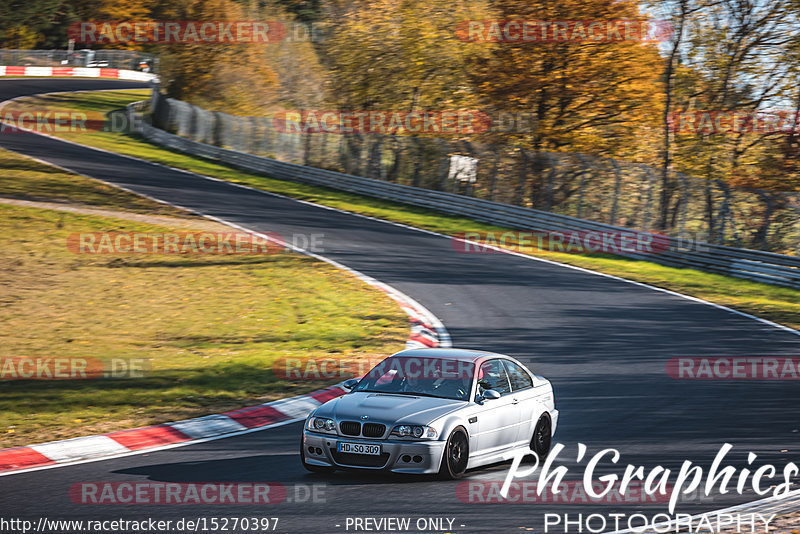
0, 66, 157, 82
0, 286, 446, 476
0, 385, 348, 475
0, 87, 451, 476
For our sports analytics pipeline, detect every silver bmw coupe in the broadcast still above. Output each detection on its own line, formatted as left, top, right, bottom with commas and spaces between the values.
301, 348, 558, 479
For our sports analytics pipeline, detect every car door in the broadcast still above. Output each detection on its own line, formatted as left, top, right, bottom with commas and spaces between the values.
472, 359, 520, 457
502, 359, 538, 447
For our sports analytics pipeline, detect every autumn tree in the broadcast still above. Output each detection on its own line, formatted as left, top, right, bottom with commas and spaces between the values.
466, 0, 663, 208
0, 0, 66, 48
471, 0, 662, 152
664, 0, 799, 243
321, 0, 492, 112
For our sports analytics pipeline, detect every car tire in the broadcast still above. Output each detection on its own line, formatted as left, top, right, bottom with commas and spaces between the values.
438, 427, 469, 479
300, 436, 335, 474
530, 415, 552, 460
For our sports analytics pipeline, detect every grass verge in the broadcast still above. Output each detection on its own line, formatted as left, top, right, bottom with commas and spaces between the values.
4, 91, 800, 334
0, 149, 407, 448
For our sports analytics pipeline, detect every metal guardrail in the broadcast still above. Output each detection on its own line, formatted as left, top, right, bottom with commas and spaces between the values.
127, 102, 800, 290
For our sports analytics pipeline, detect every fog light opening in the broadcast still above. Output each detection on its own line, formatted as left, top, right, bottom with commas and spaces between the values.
315, 447, 323, 455
308, 446, 315, 454
413, 455, 423, 463
401, 455, 412, 463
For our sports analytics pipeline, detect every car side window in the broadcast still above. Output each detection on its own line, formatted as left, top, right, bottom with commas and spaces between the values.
503, 360, 533, 391
477, 359, 512, 396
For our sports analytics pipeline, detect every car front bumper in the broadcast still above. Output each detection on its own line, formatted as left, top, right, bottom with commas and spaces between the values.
302, 430, 446, 474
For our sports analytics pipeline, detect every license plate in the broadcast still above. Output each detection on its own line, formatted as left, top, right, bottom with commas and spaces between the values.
337, 442, 381, 455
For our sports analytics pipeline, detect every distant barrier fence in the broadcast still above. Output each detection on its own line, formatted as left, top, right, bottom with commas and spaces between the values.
0, 49, 157, 72
146, 92, 799, 256
127, 99, 800, 289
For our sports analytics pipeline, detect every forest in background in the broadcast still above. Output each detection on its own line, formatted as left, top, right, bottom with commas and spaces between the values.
2, 0, 799, 246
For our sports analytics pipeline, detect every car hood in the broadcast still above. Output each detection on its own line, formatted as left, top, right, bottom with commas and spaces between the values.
318, 392, 466, 425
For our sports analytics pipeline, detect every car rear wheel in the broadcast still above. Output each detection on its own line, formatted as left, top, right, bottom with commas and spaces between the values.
300, 436, 335, 474
439, 427, 469, 479
530, 415, 552, 460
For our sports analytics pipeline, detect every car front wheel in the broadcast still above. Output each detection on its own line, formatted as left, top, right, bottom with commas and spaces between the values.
439, 427, 469, 479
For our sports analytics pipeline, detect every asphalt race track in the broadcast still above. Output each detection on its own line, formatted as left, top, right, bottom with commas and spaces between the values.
1, 78, 799, 533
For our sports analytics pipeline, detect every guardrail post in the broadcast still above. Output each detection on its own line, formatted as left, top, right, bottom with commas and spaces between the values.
754, 190, 775, 250
641, 164, 655, 231
435, 139, 449, 191
386, 137, 402, 183
259, 116, 272, 156
461, 140, 477, 196
514, 149, 527, 206
488, 146, 500, 201
609, 159, 621, 225
303, 130, 312, 166
677, 172, 690, 237
576, 155, 590, 219
545, 153, 556, 211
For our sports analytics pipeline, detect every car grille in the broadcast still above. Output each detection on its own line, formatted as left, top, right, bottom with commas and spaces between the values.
362, 423, 386, 438
331, 449, 390, 468
339, 421, 361, 436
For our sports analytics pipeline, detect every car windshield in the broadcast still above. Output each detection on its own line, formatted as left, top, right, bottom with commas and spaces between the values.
353, 356, 474, 401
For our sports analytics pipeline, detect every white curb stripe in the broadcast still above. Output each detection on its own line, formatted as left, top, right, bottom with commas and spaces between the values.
268, 397, 322, 420
168, 415, 248, 440
30, 435, 129, 463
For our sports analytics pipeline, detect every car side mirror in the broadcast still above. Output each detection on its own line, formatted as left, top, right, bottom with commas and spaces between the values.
476, 389, 501, 403
342, 378, 359, 390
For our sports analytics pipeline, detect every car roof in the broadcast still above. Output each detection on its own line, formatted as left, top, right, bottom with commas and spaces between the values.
390, 348, 509, 364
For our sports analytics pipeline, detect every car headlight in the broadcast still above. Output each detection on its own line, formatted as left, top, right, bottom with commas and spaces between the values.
307, 416, 336, 434
390, 424, 438, 440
